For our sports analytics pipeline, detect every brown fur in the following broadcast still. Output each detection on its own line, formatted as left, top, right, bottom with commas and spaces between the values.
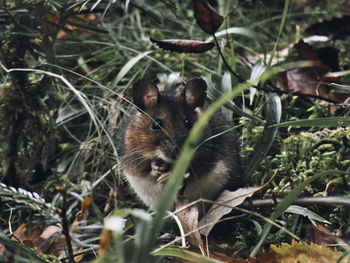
122, 78, 241, 209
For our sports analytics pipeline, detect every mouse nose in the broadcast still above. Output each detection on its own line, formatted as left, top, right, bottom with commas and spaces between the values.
160, 137, 184, 160
160, 139, 178, 160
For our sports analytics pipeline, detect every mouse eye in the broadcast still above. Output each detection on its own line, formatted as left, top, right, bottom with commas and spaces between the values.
151, 118, 163, 131
184, 118, 192, 129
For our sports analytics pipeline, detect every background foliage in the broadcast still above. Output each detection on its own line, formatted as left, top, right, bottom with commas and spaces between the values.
0, 0, 350, 262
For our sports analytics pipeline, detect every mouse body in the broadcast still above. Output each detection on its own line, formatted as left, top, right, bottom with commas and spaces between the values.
122, 78, 241, 210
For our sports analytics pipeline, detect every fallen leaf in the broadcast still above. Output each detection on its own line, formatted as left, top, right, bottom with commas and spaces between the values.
306, 15, 350, 40
269, 239, 350, 263
277, 39, 348, 104
40, 7, 98, 39
193, 0, 224, 34
74, 196, 93, 223
304, 223, 338, 246
150, 38, 214, 53
98, 230, 113, 255
11, 196, 92, 261
175, 195, 205, 254
199, 186, 264, 236
12, 223, 64, 257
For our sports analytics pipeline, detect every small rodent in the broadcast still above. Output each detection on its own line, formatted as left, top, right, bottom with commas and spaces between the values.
122, 77, 241, 210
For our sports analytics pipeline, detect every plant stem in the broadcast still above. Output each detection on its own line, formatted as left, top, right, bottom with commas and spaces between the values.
61, 186, 75, 263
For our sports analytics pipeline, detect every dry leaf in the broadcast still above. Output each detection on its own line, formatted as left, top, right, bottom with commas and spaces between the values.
74, 196, 93, 223
175, 195, 205, 254
40, 7, 97, 39
12, 223, 64, 256
199, 186, 263, 236
98, 230, 114, 255
150, 38, 215, 53
193, 0, 224, 34
277, 39, 348, 104
269, 239, 350, 263
304, 223, 338, 246
11, 196, 93, 261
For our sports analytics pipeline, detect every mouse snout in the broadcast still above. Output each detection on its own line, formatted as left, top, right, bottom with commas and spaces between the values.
160, 139, 178, 160
159, 136, 185, 161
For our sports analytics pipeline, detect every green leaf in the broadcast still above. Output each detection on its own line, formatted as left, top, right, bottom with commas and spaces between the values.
206, 76, 264, 124
326, 69, 350, 77
267, 0, 291, 66
114, 51, 152, 86
285, 205, 331, 225
220, 71, 233, 120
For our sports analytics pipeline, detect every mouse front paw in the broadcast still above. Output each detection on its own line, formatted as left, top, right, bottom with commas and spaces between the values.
156, 172, 170, 185
151, 158, 171, 184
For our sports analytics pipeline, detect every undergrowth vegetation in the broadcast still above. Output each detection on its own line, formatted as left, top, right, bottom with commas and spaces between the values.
0, 0, 350, 262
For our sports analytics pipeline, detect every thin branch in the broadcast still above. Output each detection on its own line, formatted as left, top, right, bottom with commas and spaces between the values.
212, 34, 340, 104
242, 196, 350, 207
60, 186, 75, 263
213, 33, 244, 82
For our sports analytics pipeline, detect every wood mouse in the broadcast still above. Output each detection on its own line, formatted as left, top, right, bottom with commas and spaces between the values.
122, 77, 241, 210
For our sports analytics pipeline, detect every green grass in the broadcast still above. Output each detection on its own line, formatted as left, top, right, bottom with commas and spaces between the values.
0, 0, 350, 262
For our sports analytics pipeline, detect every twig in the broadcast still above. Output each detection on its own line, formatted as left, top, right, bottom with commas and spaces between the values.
212, 34, 340, 104
241, 196, 350, 207
212, 33, 244, 82
60, 186, 75, 263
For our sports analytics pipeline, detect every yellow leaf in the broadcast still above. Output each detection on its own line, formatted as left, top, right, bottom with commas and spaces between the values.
270, 239, 349, 263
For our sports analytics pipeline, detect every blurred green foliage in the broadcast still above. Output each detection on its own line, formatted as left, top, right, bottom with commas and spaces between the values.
0, 0, 350, 262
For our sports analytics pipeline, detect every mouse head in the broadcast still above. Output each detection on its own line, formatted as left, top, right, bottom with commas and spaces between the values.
123, 78, 207, 169
131, 77, 207, 112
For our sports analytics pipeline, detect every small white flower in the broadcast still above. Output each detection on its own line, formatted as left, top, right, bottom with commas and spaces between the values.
104, 216, 126, 233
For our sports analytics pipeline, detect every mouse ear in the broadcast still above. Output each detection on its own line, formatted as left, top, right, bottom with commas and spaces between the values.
182, 78, 207, 109
132, 78, 160, 111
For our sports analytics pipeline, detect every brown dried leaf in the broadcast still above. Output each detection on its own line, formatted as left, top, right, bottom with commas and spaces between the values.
304, 223, 338, 246
277, 39, 348, 104
74, 196, 93, 223
175, 195, 205, 254
193, 0, 224, 34
13, 223, 64, 257
150, 38, 214, 53
12, 196, 92, 261
98, 230, 113, 255
284, 67, 330, 98
199, 186, 263, 236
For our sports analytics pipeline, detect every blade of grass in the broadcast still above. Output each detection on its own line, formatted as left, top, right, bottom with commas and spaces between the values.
267, 0, 291, 66
113, 51, 152, 86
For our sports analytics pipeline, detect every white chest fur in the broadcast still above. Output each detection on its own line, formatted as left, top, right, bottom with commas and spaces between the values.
124, 173, 163, 210
125, 160, 230, 210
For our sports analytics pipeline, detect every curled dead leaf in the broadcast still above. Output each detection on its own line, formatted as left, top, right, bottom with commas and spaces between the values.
175, 196, 205, 255
150, 38, 214, 53
199, 186, 265, 236
193, 0, 224, 34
